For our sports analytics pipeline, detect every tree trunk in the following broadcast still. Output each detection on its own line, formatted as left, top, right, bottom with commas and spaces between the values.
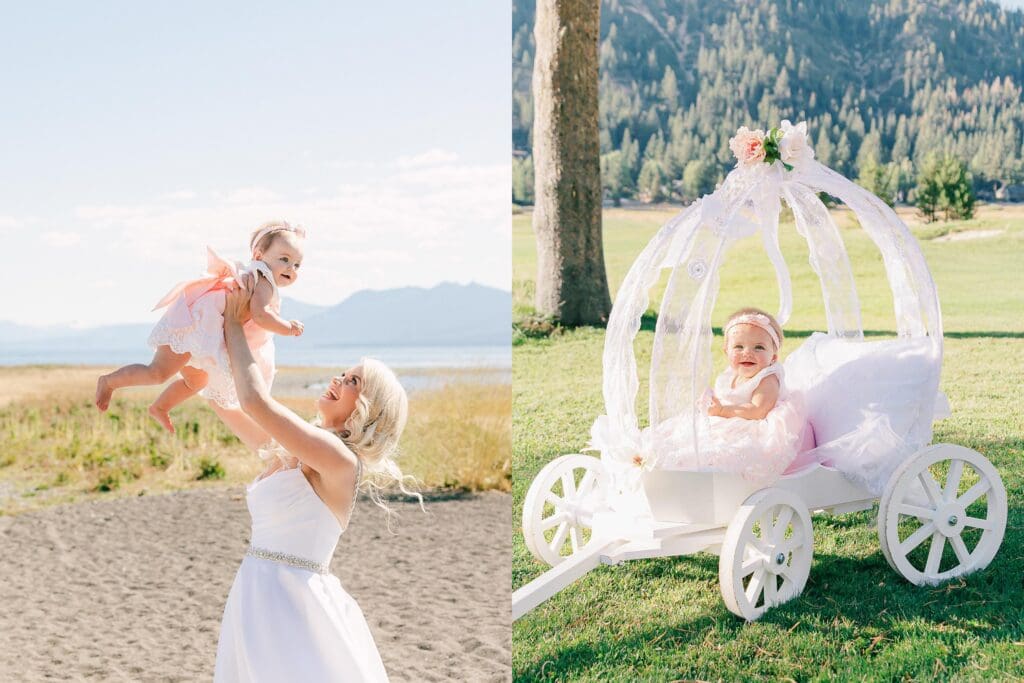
531, 0, 611, 326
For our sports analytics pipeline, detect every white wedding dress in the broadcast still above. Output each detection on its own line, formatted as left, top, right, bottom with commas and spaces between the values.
214, 463, 388, 682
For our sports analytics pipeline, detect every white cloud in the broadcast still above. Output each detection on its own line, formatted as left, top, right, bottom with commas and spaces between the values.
217, 186, 284, 205
160, 190, 197, 201
395, 149, 460, 169
41, 231, 82, 248
52, 153, 510, 322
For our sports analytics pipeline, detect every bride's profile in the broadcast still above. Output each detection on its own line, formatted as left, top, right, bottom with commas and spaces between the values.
213, 273, 413, 682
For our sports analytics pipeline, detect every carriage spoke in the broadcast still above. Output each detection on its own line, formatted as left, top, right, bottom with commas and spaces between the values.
895, 503, 935, 520
962, 515, 992, 530
775, 533, 804, 555
898, 522, 936, 556
560, 472, 577, 499
950, 534, 971, 564
777, 565, 793, 585
772, 508, 794, 544
576, 470, 596, 498
764, 574, 778, 603
918, 473, 944, 506
924, 533, 945, 575
549, 522, 569, 553
544, 493, 566, 510
745, 570, 765, 605
758, 509, 774, 541
957, 480, 991, 508
943, 460, 964, 503
740, 555, 763, 577
569, 526, 580, 553
541, 512, 568, 531
748, 537, 769, 556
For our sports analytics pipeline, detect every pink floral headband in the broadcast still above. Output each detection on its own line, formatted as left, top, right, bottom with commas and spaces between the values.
723, 313, 781, 350
251, 222, 307, 255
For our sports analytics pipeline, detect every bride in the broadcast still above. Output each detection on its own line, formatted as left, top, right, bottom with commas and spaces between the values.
213, 273, 409, 682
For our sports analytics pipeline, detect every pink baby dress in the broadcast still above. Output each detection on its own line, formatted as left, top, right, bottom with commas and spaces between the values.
147, 248, 277, 409
702, 364, 807, 482
659, 363, 807, 484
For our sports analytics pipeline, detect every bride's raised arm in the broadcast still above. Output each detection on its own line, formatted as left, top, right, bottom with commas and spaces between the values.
222, 274, 357, 480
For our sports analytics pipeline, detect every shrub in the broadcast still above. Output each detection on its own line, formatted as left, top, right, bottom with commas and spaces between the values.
196, 457, 226, 481
916, 153, 976, 222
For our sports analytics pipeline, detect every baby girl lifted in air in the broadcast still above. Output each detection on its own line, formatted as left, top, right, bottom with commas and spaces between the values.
694, 307, 806, 482
95, 221, 306, 433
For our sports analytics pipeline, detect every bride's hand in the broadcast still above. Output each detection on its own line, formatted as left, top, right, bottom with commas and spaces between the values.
224, 273, 254, 323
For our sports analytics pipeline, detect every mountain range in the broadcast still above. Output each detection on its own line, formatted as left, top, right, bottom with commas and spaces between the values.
0, 282, 511, 352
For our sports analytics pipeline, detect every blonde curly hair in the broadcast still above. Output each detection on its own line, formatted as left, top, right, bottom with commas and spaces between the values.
322, 358, 421, 517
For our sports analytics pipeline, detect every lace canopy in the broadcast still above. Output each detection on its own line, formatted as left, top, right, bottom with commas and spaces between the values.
591, 121, 943, 479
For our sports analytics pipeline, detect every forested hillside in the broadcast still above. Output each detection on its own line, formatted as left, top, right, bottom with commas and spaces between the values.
512, 0, 1024, 203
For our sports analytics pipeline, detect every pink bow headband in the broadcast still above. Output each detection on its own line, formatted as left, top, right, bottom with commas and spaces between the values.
723, 313, 781, 350
251, 222, 307, 255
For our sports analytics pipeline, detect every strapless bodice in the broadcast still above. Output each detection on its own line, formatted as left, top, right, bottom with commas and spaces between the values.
246, 468, 342, 567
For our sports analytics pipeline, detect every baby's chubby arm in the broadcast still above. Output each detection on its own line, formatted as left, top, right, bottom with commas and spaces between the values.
708, 374, 779, 420
249, 277, 303, 336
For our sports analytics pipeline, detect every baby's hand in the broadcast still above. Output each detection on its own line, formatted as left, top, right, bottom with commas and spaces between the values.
707, 396, 724, 417
288, 320, 304, 336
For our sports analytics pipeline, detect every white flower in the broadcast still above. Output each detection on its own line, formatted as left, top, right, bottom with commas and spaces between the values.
778, 120, 814, 167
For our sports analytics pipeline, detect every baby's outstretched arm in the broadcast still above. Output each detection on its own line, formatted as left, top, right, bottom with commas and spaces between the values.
708, 375, 780, 420
249, 277, 303, 336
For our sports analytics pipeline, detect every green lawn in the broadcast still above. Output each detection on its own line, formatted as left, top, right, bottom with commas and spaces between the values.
513, 204, 1024, 681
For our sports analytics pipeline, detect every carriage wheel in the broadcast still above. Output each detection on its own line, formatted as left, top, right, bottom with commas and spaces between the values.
719, 488, 813, 621
878, 444, 1006, 585
522, 454, 606, 566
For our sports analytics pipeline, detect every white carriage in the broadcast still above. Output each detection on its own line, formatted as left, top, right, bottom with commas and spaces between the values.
513, 123, 1007, 622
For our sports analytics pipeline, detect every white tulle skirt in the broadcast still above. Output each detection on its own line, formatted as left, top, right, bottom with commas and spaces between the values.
214, 556, 388, 682
657, 393, 808, 484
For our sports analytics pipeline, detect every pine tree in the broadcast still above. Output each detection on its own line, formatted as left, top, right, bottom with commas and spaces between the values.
938, 155, 976, 220
916, 153, 976, 221
660, 66, 679, 105
512, 156, 535, 205
681, 159, 718, 201
915, 154, 943, 222
638, 158, 666, 202
855, 157, 896, 206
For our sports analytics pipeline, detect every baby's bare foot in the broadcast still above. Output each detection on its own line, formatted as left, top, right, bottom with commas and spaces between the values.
148, 404, 175, 433
95, 376, 113, 411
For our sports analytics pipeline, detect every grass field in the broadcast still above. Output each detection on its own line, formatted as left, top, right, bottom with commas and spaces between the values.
0, 366, 510, 515
513, 203, 1024, 680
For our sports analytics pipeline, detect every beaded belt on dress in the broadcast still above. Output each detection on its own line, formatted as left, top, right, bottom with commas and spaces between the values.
246, 545, 330, 575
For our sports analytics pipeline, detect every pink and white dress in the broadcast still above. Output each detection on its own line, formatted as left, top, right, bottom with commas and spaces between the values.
657, 364, 807, 484
147, 248, 277, 409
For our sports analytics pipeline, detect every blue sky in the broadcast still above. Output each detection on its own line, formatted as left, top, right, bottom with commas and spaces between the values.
0, 2, 510, 326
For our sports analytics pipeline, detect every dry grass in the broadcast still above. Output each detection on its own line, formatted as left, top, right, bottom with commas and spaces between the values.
402, 382, 512, 492
0, 366, 510, 515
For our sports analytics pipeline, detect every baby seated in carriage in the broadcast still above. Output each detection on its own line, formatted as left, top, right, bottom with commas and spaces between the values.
663, 307, 808, 483
708, 308, 785, 420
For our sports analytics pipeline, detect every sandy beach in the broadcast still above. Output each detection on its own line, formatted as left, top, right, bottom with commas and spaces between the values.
0, 488, 511, 681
